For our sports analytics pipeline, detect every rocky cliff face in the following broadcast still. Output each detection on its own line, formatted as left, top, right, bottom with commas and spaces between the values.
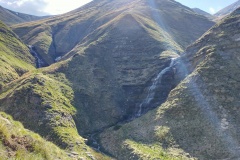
100, 8, 240, 159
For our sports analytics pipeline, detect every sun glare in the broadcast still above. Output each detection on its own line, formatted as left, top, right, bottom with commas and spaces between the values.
43, 0, 92, 15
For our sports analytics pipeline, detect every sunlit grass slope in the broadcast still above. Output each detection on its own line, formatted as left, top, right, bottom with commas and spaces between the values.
0, 20, 35, 88
0, 112, 71, 160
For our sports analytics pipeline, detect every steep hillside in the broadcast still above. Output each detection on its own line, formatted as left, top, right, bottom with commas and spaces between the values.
0, 19, 110, 159
0, 20, 35, 87
0, 22, 105, 160
99, 7, 240, 160
0, 72, 111, 160
0, 112, 71, 160
12, 0, 214, 65
0, 6, 46, 26
215, 0, 240, 18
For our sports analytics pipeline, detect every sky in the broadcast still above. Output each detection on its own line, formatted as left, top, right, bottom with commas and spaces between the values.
0, 0, 238, 16
175, 0, 238, 14
0, 0, 92, 16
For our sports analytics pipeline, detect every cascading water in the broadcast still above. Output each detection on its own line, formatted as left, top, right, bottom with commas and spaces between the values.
28, 45, 44, 68
137, 58, 176, 117
89, 133, 100, 151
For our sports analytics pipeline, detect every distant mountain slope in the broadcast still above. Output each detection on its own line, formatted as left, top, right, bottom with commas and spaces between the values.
100, 8, 240, 159
0, 6, 47, 25
215, 0, 240, 18
12, 0, 214, 66
192, 8, 215, 20
0, 20, 35, 87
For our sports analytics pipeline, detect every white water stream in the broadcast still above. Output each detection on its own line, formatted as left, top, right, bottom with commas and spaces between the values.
137, 58, 176, 117
29, 45, 44, 68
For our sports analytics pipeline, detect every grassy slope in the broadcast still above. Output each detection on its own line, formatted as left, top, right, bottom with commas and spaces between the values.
0, 112, 71, 160
99, 8, 240, 160
0, 20, 35, 87
0, 19, 110, 159
0, 71, 111, 160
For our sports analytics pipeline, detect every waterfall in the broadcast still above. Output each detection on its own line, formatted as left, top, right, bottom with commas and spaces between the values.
28, 45, 44, 68
90, 133, 100, 151
137, 58, 176, 117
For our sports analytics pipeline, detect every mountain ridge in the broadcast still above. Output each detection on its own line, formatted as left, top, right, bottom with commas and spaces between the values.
0, 6, 48, 26
192, 8, 215, 20
215, 0, 240, 18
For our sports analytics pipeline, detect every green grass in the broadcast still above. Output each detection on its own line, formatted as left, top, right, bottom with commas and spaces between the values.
100, 110, 194, 159
124, 140, 188, 160
0, 20, 35, 85
0, 112, 71, 160
0, 71, 112, 160
26, 24, 54, 64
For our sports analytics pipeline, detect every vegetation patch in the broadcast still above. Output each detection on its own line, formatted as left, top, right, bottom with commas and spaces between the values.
0, 112, 71, 160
